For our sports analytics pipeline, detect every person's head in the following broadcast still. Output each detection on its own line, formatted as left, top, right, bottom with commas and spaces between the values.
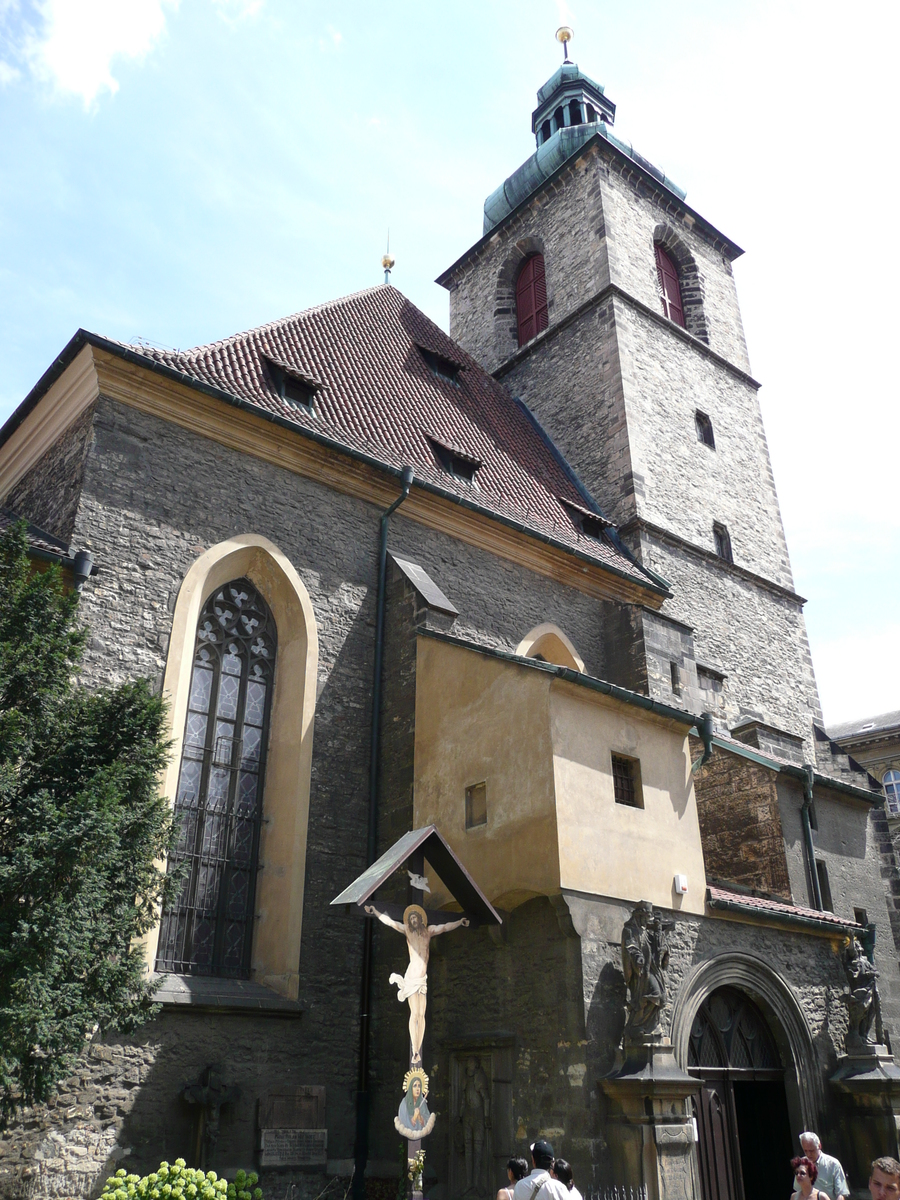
531, 1140, 554, 1171
411, 1078, 422, 1099
869, 1158, 900, 1200
635, 901, 653, 926
551, 1160, 574, 1191
405, 906, 426, 933
507, 1158, 529, 1183
799, 1133, 822, 1161
792, 1157, 818, 1186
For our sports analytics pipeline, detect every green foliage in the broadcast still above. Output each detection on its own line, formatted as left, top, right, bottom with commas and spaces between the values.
99, 1160, 264, 1200
0, 521, 176, 1120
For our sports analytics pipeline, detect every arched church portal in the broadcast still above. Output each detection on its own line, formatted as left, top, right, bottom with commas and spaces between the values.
688, 987, 794, 1200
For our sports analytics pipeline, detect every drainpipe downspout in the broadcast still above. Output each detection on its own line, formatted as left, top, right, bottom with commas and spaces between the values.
801, 763, 823, 911
353, 465, 414, 1200
691, 712, 714, 774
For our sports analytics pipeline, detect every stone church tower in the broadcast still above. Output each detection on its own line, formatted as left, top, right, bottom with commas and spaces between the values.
438, 48, 822, 753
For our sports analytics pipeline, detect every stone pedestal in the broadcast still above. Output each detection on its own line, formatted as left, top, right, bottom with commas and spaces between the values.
601, 1037, 701, 1200
830, 1044, 900, 1185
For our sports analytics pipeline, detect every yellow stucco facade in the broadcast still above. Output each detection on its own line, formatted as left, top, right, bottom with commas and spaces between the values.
414, 637, 707, 915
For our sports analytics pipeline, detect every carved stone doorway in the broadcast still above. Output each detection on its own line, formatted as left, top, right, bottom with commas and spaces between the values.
689, 987, 794, 1200
449, 1045, 513, 1200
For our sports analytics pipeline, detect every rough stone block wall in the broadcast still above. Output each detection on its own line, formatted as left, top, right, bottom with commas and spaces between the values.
639, 534, 822, 741
691, 745, 793, 897
0, 392, 644, 1193
5, 402, 96, 542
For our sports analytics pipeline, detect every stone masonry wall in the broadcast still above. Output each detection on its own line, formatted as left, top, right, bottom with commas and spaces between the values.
0, 392, 644, 1197
5, 402, 96, 542
691, 745, 793, 897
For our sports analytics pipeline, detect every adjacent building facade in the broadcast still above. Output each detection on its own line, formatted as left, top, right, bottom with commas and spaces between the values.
0, 46, 897, 1200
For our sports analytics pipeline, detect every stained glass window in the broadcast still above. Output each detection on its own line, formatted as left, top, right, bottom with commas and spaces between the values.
156, 578, 276, 978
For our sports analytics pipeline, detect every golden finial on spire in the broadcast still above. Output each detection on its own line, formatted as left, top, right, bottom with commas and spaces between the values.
556, 26, 573, 62
382, 230, 395, 285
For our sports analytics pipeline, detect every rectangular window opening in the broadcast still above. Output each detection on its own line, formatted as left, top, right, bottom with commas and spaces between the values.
695, 410, 716, 449
713, 522, 733, 564
465, 782, 487, 830
419, 346, 461, 386
612, 754, 643, 808
428, 437, 481, 484
854, 907, 869, 927
670, 661, 682, 696
815, 860, 834, 912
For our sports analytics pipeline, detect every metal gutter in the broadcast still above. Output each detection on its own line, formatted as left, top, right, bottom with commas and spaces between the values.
2, 331, 668, 603
706, 889, 858, 935
801, 763, 824, 910
418, 628, 698, 727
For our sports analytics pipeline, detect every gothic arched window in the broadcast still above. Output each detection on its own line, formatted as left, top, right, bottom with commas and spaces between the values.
156, 578, 276, 978
655, 243, 686, 328
516, 254, 549, 347
884, 769, 900, 816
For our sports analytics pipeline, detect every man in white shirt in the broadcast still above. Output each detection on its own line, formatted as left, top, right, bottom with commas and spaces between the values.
792, 1133, 849, 1200
514, 1140, 554, 1200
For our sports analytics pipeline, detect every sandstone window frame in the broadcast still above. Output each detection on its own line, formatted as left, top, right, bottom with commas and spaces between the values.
515, 621, 585, 672
145, 534, 318, 1002
652, 223, 709, 344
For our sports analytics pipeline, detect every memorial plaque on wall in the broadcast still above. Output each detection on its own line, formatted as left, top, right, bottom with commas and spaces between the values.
258, 1086, 327, 1168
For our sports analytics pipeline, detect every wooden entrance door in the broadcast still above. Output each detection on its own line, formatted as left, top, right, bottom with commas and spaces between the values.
689, 988, 794, 1200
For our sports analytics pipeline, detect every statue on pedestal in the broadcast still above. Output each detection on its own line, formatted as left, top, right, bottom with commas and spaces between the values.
621, 900, 672, 1038
842, 933, 881, 1051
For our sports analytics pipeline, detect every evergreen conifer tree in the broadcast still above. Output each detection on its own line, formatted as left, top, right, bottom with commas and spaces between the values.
0, 521, 175, 1120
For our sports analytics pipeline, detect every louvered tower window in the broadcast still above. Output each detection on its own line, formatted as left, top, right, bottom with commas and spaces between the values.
655, 244, 685, 328
156, 579, 276, 978
516, 254, 549, 347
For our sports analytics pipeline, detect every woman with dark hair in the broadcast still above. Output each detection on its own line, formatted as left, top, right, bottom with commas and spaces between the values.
793, 1156, 823, 1200
497, 1158, 529, 1200
536, 1159, 583, 1200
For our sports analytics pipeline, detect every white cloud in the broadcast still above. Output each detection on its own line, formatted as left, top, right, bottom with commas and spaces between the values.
27, 0, 178, 105
212, 0, 263, 24
0, 60, 21, 84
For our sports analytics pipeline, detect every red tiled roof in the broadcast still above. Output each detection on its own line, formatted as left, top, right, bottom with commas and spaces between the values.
126, 286, 656, 590
0, 508, 71, 559
707, 885, 857, 928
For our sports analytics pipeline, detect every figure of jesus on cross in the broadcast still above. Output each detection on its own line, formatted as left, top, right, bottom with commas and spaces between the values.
365, 903, 469, 1064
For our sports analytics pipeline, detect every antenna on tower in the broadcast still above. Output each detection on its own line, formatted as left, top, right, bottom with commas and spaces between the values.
382, 231, 395, 285
556, 25, 574, 63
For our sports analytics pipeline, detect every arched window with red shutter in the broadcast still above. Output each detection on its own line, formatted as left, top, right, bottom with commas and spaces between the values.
515, 254, 549, 347
655, 243, 685, 328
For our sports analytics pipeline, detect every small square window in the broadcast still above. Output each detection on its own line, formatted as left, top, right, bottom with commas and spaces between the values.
612, 754, 643, 808
465, 782, 487, 829
854, 907, 868, 927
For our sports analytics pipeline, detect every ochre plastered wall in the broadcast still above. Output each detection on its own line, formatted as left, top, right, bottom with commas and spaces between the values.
413, 637, 706, 914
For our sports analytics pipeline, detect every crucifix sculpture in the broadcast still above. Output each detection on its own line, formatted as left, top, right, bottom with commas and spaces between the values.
333, 825, 500, 1198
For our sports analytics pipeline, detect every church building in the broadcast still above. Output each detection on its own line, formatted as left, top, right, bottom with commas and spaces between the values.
0, 37, 898, 1200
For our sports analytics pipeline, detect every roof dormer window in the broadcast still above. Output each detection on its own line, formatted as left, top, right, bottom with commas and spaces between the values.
265, 359, 318, 411
560, 498, 612, 542
419, 346, 461, 386
428, 437, 481, 484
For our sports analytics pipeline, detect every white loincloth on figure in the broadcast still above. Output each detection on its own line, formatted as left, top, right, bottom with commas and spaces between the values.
389, 971, 427, 1002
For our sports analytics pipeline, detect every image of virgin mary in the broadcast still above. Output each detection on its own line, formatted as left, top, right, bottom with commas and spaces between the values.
394, 1073, 435, 1139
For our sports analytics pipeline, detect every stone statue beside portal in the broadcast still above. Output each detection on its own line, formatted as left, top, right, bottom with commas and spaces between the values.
621, 900, 672, 1037
842, 933, 881, 1050
457, 1055, 491, 1196
395, 1067, 436, 1139
364, 902, 470, 1064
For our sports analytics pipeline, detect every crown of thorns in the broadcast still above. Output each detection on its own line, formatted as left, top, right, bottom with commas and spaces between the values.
402, 1067, 429, 1097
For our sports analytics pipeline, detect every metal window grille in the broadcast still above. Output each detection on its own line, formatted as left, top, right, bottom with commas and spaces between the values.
155, 578, 276, 979
612, 754, 638, 807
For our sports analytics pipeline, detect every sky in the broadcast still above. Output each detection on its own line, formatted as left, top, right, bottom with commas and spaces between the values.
0, 0, 896, 726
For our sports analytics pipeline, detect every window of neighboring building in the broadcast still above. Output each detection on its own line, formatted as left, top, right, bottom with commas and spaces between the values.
884, 769, 900, 816
465, 782, 487, 829
515, 254, 549, 347
155, 577, 276, 978
713, 522, 733, 564
654, 243, 685, 328
815, 860, 834, 912
612, 754, 643, 808
695, 411, 715, 449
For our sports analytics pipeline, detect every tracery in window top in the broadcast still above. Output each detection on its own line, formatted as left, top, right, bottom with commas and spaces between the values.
156, 578, 276, 978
